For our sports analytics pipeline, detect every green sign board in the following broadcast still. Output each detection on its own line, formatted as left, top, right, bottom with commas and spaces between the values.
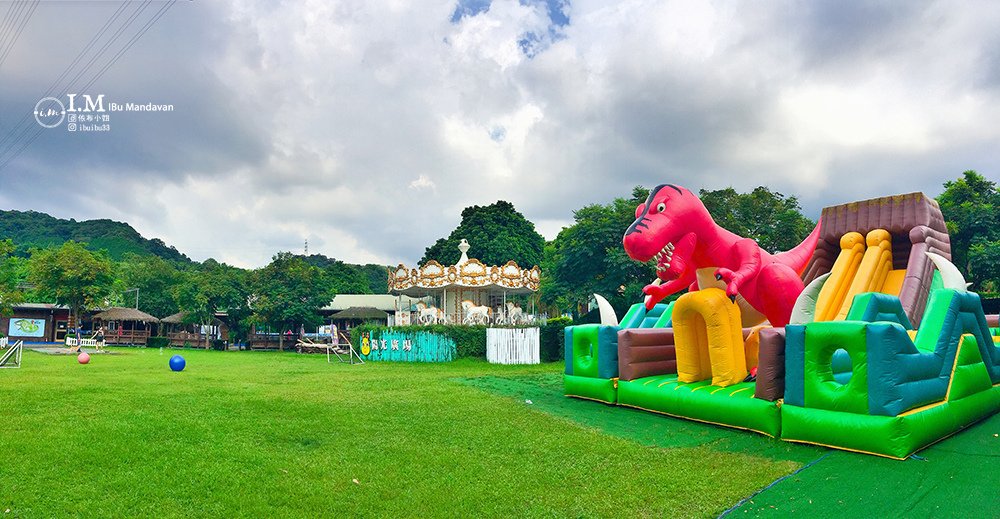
360, 331, 456, 362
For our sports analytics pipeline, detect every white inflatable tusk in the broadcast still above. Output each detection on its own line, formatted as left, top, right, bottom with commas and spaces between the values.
925, 252, 968, 292
594, 294, 619, 326
789, 273, 830, 324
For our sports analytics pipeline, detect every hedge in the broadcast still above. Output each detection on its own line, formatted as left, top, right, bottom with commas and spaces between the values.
354, 317, 573, 361
540, 317, 572, 362
147, 336, 169, 349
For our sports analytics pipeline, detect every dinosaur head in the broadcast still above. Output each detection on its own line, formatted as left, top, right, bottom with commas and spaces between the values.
623, 184, 709, 280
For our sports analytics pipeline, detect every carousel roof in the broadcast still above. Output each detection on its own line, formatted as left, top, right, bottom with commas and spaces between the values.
92, 307, 160, 323
387, 239, 540, 297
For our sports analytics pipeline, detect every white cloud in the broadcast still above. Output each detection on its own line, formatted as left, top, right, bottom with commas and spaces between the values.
409, 174, 436, 191
3, 1, 1000, 267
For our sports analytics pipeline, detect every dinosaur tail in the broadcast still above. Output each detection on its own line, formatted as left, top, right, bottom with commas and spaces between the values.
773, 222, 821, 275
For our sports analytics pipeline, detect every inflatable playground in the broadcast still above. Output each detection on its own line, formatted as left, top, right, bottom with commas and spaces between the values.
564, 185, 1000, 459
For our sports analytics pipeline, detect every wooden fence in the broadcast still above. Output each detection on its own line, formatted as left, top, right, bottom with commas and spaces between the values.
104, 330, 150, 346
167, 331, 213, 348
486, 327, 540, 365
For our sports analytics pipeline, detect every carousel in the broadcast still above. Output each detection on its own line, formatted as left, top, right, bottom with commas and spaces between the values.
388, 239, 541, 325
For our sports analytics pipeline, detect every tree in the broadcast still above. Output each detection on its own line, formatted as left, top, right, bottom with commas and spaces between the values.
249, 252, 332, 351
937, 170, 1000, 291
419, 201, 545, 267
542, 187, 656, 317
28, 241, 114, 327
173, 259, 249, 348
115, 253, 184, 318
300, 254, 378, 294
0, 239, 24, 316
699, 186, 816, 253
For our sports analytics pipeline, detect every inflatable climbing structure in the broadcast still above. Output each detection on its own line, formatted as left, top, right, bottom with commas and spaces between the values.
564, 190, 1000, 459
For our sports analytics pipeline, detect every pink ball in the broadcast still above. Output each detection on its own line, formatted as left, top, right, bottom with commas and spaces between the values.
77, 352, 90, 364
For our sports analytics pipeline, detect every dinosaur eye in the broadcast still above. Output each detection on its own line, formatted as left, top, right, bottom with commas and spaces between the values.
656, 203, 665, 213
635, 204, 645, 218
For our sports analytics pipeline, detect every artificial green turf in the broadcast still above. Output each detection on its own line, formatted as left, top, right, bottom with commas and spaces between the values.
2, 349, 798, 518
462, 374, 821, 464
730, 413, 1000, 518
464, 373, 1000, 518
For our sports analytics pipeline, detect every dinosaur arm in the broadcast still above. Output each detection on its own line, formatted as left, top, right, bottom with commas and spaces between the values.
714, 238, 763, 297
643, 268, 697, 309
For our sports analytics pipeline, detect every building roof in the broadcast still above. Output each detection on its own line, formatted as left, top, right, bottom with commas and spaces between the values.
323, 294, 427, 312
91, 307, 160, 323
160, 311, 186, 324
9, 303, 69, 310
330, 307, 389, 320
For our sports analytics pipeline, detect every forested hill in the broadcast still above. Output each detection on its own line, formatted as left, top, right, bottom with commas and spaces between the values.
0, 209, 191, 262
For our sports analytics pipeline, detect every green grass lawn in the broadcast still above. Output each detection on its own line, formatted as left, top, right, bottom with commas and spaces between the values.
3, 348, 799, 518
6, 349, 996, 517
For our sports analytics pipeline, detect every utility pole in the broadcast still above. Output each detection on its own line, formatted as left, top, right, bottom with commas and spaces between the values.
125, 288, 139, 309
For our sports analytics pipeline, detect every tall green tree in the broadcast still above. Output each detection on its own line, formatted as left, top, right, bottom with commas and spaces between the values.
699, 186, 816, 253
420, 201, 545, 267
173, 259, 249, 348
249, 252, 332, 351
938, 170, 1000, 292
0, 239, 24, 317
116, 253, 184, 318
28, 241, 114, 326
542, 187, 655, 317
300, 254, 379, 294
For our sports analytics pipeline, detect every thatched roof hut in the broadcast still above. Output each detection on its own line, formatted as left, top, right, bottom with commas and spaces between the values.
92, 307, 160, 323
160, 311, 186, 324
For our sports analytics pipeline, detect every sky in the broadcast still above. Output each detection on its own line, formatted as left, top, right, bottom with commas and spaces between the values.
0, 0, 998, 268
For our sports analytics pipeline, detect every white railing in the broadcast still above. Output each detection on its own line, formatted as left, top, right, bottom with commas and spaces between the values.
0, 336, 7, 348
65, 337, 100, 347
486, 327, 540, 365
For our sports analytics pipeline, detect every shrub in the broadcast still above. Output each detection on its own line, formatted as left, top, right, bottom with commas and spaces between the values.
211, 339, 227, 351
540, 317, 573, 362
147, 336, 170, 349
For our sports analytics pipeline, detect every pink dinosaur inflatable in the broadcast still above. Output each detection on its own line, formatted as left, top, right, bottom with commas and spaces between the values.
622, 184, 820, 327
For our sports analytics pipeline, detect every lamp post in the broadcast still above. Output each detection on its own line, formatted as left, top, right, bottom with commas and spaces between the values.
124, 288, 139, 309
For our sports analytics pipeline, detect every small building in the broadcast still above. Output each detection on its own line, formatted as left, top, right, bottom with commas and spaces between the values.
322, 294, 429, 326
330, 306, 390, 328
1, 303, 71, 343
161, 311, 228, 348
90, 307, 160, 346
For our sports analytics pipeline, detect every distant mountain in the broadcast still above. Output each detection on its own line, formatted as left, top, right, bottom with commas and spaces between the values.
0, 209, 191, 263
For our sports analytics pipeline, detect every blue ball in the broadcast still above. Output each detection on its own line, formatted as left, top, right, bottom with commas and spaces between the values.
169, 355, 186, 372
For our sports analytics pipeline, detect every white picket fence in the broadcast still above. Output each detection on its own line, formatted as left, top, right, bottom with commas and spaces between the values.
65, 337, 100, 347
486, 327, 540, 365
0, 336, 6, 348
